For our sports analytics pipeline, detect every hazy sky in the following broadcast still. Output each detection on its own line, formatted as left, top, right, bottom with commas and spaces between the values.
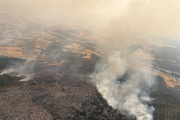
0, 0, 180, 40
0, 1, 178, 119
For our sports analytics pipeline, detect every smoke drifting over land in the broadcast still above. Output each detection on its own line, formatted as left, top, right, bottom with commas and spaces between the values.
91, 51, 155, 120
0, 0, 180, 119
1, 60, 35, 81
0, 0, 180, 39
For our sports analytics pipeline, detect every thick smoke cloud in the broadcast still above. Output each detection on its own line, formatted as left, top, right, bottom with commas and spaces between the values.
91, 51, 156, 120
0, 0, 180, 39
0, 0, 179, 119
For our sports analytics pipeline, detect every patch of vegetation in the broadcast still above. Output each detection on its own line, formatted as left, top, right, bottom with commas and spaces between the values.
0, 74, 22, 88
0, 55, 25, 70
78, 54, 100, 75
153, 65, 180, 79
71, 90, 127, 120
151, 76, 180, 120
171, 72, 180, 78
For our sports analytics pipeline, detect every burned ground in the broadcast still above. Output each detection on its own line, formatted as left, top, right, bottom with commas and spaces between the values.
1, 55, 180, 120
0, 53, 127, 120
0, 11, 180, 120
0, 71, 127, 120
151, 76, 180, 120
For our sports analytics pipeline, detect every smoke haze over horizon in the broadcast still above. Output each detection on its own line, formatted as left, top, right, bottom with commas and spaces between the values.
0, 0, 180, 119
0, 0, 180, 40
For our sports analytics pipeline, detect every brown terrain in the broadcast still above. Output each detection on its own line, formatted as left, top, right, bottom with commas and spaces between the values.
0, 11, 180, 120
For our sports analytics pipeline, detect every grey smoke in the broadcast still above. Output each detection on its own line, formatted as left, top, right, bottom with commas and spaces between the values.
19, 74, 32, 82
91, 51, 156, 120
1, 68, 15, 75
1, 59, 34, 81
1, 0, 180, 40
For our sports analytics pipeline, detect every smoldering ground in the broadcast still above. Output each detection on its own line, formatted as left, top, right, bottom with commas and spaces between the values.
0, 0, 180, 120
1, 59, 36, 81
91, 51, 156, 120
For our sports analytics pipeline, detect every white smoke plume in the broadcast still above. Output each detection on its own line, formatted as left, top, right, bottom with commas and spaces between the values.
1, 68, 15, 75
18, 74, 32, 82
0, 0, 179, 119
1, 60, 34, 81
92, 51, 156, 120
